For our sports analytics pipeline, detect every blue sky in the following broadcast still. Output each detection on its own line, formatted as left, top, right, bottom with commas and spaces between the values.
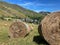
2, 0, 60, 12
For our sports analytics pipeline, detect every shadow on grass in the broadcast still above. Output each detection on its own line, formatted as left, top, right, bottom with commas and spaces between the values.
33, 35, 49, 45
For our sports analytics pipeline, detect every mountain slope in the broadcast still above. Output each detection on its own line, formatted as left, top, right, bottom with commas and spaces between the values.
39, 11, 51, 15
0, 2, 26, 18
0, 1, 44, 20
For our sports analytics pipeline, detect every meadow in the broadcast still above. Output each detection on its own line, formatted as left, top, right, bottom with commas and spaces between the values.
0, 20, 48, 45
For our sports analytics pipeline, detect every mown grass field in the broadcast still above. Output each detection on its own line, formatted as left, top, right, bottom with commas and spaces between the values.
0, 20, 48, 45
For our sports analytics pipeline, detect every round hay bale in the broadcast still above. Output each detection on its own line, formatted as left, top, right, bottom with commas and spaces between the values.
9, 21, 31, 38
38, 12, 60, 45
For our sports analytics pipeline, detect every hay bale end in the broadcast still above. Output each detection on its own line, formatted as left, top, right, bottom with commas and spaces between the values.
38, 12, 60, 45
9, 21, 32, 38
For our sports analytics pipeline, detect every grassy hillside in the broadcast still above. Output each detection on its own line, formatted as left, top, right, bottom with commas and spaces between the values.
0, 2, 26, 18
0, 1, 44, 20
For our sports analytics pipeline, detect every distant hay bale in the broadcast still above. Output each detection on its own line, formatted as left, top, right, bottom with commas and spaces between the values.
38, 12, 60, 45
9, 20, 32, 38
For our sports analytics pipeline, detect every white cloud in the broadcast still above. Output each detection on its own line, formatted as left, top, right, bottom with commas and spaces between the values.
34, 10, 47, 12
19, 2, 33, 6
33, 10, 39, 12
19, 2, 56, 7
34, 10, 40, 12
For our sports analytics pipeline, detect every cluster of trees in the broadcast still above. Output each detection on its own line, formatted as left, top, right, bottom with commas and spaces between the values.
0, 14, 45, 24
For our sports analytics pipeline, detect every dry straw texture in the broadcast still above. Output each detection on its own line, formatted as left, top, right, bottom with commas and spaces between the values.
38, 12, 60, 45
9, 21, 31, 38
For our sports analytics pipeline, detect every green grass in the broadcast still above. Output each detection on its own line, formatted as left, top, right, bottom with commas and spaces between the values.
0, 20, 48, 45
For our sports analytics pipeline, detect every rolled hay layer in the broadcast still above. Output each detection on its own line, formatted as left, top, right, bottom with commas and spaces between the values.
9, 20, 32, 38
38, 12, 60, 45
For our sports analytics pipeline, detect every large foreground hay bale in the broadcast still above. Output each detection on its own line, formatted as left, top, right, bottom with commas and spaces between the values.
38, 12, 60, 45
9, 20, 32, 38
